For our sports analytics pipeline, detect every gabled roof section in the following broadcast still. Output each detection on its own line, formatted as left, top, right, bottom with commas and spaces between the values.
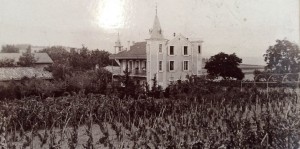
168, 34, 191, 45
149, 15, 164, 40
109, 42, 146, 60
0, 53, 53, 64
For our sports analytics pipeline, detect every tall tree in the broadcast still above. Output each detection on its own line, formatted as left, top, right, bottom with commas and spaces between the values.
69, 46, 93, 70
204, 52, 244, 80
90, 49, 111, 67
1, 45, 20, 53
264, 39, 300, 73
121, 65, 136, 98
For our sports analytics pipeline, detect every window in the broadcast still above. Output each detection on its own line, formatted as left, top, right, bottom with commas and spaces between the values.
183, 61, 189, 71
183, 46, 188, 55
169, 61, 174, 71
159, 44, 162, 53
198, 45, 201, 54
159, 61, 162, 71
136, 60, 140, 70
169, 46, 174, 55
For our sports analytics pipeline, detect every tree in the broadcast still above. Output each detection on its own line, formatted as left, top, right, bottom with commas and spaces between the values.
18, 52, 37, 67
90, 49, 111, 67
204, 52, 244, 80
1, 45, 19, 53
69, 46, 94, 70
264, 39, 300, 73
0, 58, 16, 67
121, 65, 136, 98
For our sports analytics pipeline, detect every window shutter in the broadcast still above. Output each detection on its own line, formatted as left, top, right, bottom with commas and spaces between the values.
167, 61, 169, 72
187, 61, 189, 70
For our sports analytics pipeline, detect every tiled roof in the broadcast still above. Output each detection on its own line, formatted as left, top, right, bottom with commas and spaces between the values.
0, 53, 53, 64
0, 67, 53, 81
109, 42, 146, 59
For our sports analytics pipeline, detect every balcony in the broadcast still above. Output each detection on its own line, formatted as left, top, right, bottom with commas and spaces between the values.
129, 68, 146, 77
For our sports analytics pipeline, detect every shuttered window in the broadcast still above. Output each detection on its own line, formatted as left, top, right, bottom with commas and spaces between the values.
183, 46, 188, 55
169, 61, 174, 71
159, 44, 162, 53
170, 46, 174, 55
159, 61, 162, 71
183, 61, 189, 71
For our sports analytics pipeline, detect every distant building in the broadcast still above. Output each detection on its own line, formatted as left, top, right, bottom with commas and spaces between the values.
0, 53, 53, 85
109, 12, 203, 89
0, 53, 53, 69
2, 44, 77, 53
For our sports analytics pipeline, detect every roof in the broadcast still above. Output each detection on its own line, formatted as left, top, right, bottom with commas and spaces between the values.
104, 66, 122, 75
202, 62, 265, 70
109, 42, 146, 60
0, 67, 53, 81
239, 64, 265, 70
0, 53, 53, 64
149, 15, 164, 40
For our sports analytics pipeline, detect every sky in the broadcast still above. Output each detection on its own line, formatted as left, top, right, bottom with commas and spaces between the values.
0, 0, 299, 65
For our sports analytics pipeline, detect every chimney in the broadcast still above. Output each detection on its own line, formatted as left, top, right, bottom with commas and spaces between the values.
127, 41, 130, 51
173, 33, 176, 37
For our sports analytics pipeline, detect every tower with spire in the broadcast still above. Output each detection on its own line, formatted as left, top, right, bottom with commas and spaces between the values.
146, 5, 168, 88
114, 32, 123, 53
109, 3, 203, 89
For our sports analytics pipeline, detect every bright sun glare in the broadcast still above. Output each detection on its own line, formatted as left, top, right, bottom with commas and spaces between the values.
98, 0, 125, 30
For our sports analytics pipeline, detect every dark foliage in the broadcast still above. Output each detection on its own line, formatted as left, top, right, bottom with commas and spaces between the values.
17, 52, 37, 67
205, 52, 244, 80
0, 58, 16, 67
264, 39, 300, 73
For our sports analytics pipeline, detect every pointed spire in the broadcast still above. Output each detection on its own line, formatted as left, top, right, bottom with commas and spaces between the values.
115, 32, 121, 47
149, 5, 164, 40
114, 32, 123, 53
155, 3, 157, 16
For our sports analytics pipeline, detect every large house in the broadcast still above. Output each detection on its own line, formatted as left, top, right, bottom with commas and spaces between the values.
109, 13, 203, 89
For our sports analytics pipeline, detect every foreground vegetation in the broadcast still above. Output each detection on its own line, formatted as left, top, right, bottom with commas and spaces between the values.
0, 86, 299, 148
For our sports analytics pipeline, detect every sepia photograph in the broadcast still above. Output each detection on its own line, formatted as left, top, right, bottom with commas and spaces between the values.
0, 0, 299, 148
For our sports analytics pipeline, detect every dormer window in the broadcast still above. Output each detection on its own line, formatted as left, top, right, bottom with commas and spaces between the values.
169, 46, 174, 55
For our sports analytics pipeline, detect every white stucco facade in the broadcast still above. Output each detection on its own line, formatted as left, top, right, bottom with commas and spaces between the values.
110, 13, 203, 89
146, 34, 203, 88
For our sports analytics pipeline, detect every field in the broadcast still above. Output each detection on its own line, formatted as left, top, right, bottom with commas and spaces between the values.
0, 87, 299, 149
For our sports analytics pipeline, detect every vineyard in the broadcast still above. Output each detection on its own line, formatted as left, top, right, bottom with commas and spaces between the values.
0, 87, 299, 148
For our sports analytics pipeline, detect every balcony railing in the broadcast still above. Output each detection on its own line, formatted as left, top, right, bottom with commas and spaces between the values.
130, 69, 146, 76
